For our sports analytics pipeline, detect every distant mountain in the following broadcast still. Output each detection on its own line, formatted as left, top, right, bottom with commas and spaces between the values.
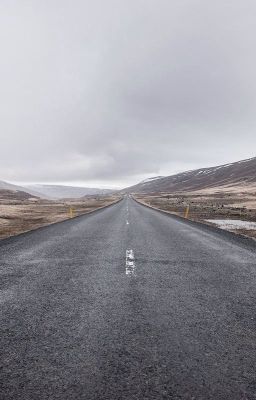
0, 181, 113, 200
123, 157, 256, 193
0, 189, 39, 201
0, 180, 45, 198
25, 184, 113, 199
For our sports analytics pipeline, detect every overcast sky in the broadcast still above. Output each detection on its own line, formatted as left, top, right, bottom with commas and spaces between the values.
0, 0, 255, 188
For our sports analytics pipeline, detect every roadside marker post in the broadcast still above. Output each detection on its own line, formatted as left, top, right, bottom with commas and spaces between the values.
184, 205, 189, 219
69, 207, 74, 218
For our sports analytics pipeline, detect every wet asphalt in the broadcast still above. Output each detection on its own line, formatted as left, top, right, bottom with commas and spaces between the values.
0, 197, 255, 400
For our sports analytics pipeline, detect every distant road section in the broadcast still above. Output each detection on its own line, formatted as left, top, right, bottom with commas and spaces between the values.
0, 198, 255, 399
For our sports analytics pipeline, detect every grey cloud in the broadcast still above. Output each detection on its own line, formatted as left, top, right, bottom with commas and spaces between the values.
0, 0, 256, 186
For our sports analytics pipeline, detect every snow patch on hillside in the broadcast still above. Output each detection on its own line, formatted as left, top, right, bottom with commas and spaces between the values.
141, 176, 164, 184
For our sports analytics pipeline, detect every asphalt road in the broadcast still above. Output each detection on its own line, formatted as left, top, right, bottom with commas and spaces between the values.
0, 197, 255, 400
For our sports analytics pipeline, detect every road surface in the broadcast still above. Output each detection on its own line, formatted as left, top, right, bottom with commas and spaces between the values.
0, 197, 255, 399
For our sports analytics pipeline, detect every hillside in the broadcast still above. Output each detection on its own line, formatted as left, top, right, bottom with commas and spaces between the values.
0, 180, 45, 198
0, 189, 39, 201
124, 157, 256, 194
0, 181, 113, 200
24, 184, 113, 199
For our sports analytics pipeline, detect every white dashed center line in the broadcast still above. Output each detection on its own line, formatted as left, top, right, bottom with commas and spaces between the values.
126, 202, 129, 225
126, 249, 136, 277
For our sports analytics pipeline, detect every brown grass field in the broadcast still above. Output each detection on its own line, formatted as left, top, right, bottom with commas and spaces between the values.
0, 195, 120, 240
134, 187, 256, 239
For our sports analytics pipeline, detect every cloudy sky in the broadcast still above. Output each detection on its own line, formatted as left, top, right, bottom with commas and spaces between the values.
0, 1, 255, 188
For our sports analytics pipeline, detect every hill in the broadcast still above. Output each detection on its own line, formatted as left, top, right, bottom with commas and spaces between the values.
24, 184, 113, 199
123, 157, 256, 194
0, 180, 45, 198
0, 189, 39, 201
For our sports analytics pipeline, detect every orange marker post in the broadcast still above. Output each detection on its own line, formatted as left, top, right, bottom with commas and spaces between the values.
184, 205, 189, 219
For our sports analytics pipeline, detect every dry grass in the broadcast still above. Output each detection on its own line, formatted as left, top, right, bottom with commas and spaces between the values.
0, 195, 120, 240
134, 190, 256, 239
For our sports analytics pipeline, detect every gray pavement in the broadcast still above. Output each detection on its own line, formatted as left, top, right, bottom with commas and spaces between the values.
0, 197, 255, 399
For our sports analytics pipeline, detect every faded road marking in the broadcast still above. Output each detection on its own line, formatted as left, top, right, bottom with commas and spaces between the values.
126, 249, 136, 277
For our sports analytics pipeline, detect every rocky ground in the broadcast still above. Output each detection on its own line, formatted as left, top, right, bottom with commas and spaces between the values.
134, 188, 256, 239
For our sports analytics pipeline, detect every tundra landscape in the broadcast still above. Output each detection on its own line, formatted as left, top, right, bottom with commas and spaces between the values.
131, 157, 256, 239
1, 1, 256, 399
0, 189, 120, 240
1, 156, 256, 240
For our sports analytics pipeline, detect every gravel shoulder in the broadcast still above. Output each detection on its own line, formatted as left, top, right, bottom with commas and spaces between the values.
133, 191, 256, 240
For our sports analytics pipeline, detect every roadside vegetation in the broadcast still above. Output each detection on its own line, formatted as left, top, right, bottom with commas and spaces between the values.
0, 193, 120, 240
134, 189, 256, 239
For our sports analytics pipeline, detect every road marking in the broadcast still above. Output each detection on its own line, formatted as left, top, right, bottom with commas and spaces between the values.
126, 203, 129, 225
126, 249, 136, 277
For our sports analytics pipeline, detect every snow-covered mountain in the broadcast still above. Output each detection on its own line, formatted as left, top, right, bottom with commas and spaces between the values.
123, 157, 256, 193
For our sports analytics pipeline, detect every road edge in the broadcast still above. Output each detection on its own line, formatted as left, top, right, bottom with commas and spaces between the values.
132, 196, 256, 252
0, 197, 123, 246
